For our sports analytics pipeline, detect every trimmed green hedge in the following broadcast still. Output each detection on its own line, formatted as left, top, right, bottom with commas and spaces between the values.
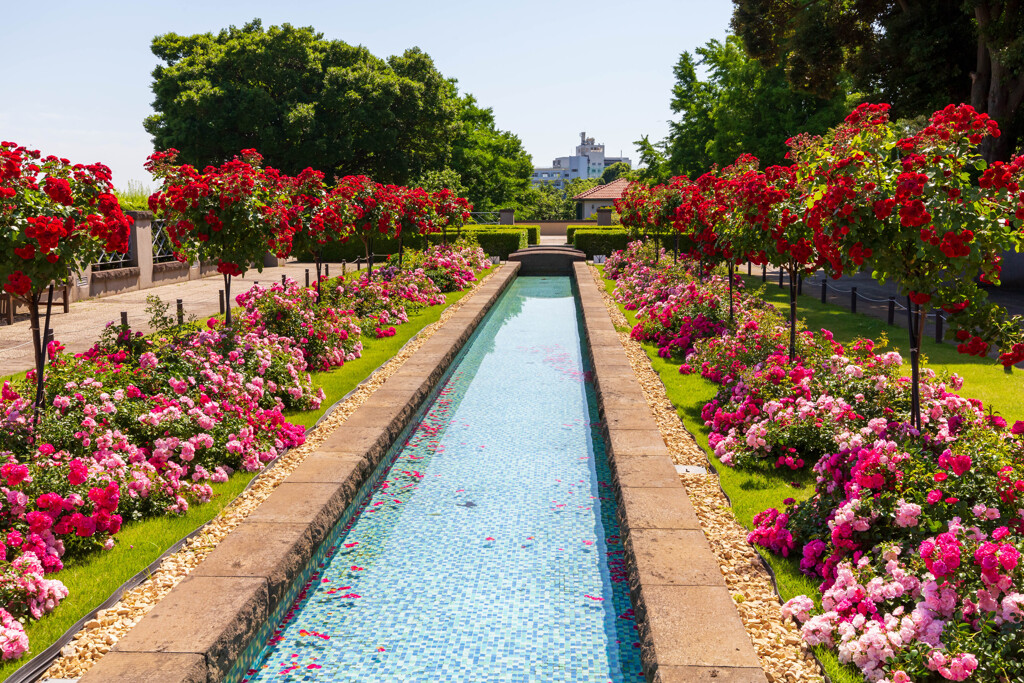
573, 229, 631, 258
456, 228, 527, 259
515, 225, 540, 245
566, 224, 621, 243
293, 226, 528, 262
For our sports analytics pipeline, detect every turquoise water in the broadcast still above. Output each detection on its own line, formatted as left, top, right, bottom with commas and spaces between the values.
232, 276, 643, 682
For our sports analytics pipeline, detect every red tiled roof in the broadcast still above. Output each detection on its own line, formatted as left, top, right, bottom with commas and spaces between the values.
572, 178, 630, 201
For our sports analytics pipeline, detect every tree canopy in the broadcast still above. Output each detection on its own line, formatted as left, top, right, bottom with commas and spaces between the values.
664, 36, 850, 178
731, 0, 1024, 160
145, 19, 533, 203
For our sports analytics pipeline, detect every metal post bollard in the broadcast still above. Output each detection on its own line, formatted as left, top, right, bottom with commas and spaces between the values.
936, 312, 943, 343
176, 299, 184, 325
797, 275, 803, 295
762, 264, 766, 282
325, 263, 330, 277
888, 297, 895, 325
778, 268, 784, 288
747, 262, 752, 276
281, 274, 286, 286
851, 287, 858, 314
821, 280, 827, 304
305, 269, 310, 287
120, 311, 128, 327
219, 290, 225, 314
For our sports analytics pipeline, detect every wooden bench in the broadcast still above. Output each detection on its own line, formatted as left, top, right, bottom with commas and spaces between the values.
0, 282, 72, 325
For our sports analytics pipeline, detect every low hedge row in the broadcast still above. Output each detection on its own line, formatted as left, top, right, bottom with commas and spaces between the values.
572, 230, 631, 258
294, 227, 529, 262
456, 228, 527, 259
566, 224, 621, 243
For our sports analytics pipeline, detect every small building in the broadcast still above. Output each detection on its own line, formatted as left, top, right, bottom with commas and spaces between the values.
573, 178, 630, 220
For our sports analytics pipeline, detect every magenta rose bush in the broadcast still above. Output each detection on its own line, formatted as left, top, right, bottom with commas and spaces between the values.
606, 242, 1024, 681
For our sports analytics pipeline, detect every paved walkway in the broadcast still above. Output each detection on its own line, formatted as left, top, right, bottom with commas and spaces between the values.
539, 234, 568, 246
0, 260, 349, 377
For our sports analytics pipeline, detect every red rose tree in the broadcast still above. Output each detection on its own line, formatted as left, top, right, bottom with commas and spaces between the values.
0, 141, 132, 411
145, 149, 283, 325
333, 176, 400, 275
431, 187, 471, 245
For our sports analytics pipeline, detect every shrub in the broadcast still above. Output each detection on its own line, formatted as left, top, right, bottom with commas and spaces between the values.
573, 230, 630, 258
566, 224, 620, 243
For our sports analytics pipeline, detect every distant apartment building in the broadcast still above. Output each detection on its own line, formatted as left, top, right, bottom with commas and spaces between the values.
531, 132, 631, 190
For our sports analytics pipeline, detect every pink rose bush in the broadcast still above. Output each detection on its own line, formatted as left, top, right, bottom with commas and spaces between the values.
402, 239, 489, 293
237, 277, 363, 371
0, 241, 489, 659
606, 242, 1024, 680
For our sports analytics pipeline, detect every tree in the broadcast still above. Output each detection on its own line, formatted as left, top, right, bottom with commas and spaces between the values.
517, 178, 599, 221
448, 96, 533, 212
794, 103, 1023, 427
146, 20, 460, 185
731, 0, 1024, 160
601, 162, 631, 184
145, 148, 282, 326
665, 36, 849, 178
334, 176, 400, 275
0, 142, 132, 413
630, 136, 671, 185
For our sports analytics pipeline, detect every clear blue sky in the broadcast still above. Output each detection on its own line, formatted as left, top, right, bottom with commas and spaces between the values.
0, 0, 733, 188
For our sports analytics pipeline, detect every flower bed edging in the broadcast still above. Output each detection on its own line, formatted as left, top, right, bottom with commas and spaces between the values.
573, 262, 767, 683
75, 263, 520, 683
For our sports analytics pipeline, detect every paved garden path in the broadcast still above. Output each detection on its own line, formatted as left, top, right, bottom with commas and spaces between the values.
0, 260, 349, 377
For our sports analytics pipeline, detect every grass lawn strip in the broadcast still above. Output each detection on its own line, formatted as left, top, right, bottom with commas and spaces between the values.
740, 274, 1024, 424
590, 265, 854, 683
32, 268, 497, 682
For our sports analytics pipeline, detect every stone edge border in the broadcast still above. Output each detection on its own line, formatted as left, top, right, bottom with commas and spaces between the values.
572, 262, 768, 683
78, 263, 521, 683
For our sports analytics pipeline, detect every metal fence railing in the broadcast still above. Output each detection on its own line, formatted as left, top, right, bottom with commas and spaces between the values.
468, 211, 499, 225
91, 231, 134, 272
151, 220, 178, 264
750, 262, 952, 344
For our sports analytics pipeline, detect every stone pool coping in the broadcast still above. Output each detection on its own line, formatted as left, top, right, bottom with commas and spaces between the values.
79, 263, 521, 683
572, 262, 768, 683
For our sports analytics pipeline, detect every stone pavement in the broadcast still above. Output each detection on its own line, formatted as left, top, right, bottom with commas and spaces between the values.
0, 260, 349, 377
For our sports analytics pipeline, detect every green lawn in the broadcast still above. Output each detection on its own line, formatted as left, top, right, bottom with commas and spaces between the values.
0, 269, 490, 680
741, 274, 1024, 424
600, 271, 861, 683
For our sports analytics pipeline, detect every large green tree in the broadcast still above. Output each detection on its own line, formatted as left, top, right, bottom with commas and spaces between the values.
146, 20, 461, 185
731, 0, 1024, 160
449, 95, 533, 212
665, 36, 849, 177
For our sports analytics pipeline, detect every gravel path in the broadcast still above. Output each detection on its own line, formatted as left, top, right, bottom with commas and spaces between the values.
587, 265, 824, 683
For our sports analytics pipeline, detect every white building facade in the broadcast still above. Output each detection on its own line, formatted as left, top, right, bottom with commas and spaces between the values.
531, 132, 631, 190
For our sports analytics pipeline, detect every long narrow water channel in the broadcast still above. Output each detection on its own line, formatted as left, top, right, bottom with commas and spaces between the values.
230, 276, 643, 682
